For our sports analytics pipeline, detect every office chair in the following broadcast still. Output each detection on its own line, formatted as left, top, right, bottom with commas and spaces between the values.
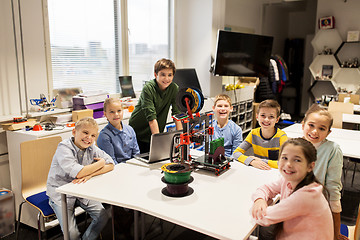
16, 136, 62, 240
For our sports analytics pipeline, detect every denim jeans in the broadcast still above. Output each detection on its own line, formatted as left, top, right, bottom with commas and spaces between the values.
49, 198, 109, 240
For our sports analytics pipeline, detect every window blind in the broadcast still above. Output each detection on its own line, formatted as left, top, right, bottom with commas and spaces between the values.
48, 0, 119, 94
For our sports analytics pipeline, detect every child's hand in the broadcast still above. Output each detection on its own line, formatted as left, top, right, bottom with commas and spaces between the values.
250, 159, 271, 170
94, 157, 106, 166
336, 233, 349, 240
252, 198, 268, 220
72, 175, 92, 184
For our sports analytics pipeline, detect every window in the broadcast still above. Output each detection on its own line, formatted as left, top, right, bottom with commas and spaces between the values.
47, 0, 172, 94
48, 0, 118, 93
127, 0, 171, 91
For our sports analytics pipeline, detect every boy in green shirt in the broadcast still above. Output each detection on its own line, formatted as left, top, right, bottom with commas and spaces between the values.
129, 58, 183, 153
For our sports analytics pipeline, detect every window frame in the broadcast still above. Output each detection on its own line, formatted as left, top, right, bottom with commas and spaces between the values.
43, 0, 174, 97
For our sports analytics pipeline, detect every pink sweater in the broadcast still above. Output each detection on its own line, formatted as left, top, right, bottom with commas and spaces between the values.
252, 178, 333, 240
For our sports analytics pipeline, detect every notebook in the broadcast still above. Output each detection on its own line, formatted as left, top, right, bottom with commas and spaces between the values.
134, 130, 182, 164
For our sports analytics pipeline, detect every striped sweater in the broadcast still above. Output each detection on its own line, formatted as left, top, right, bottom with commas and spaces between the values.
233, 127, 288, 168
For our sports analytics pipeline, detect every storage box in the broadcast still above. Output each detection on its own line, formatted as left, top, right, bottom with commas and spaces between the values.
1, 119, 37, 131
0, 189, 15, 238
40, 113, 73, 124
223, 86, 254, 104
236, 77, 259, 89
338, 93, 360, 105
73, 102, 104, 119
72, 109, 94, 122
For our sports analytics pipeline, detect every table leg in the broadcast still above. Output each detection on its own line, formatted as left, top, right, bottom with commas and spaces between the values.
141, 212, 145, 239
111, 206, 115, 240
61, 194, 69, 240
134, 210, 138, 240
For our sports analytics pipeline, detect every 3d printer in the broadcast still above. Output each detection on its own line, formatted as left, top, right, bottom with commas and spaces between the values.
170, 87, 231, 176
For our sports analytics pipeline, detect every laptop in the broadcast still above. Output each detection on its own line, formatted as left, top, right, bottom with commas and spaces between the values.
134, 130, 182, 164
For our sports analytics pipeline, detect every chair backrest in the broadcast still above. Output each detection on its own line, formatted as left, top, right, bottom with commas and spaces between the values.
328, 101, 354, 114
328, 101, 354, 129
328, 111, 343, 129
355, 203, 360, 240
20, 136, 62, 199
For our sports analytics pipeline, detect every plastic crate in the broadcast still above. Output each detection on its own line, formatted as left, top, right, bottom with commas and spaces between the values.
0, 189, 15, 238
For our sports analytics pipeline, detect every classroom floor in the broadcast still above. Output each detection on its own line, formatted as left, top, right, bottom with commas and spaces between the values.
4, 210, 217, 240
4, 161, 360, 240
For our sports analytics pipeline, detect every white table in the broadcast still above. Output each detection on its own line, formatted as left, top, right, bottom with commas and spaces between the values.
343, 113, 360, 125
283, 123, 360, 159
57, 159, 280, 240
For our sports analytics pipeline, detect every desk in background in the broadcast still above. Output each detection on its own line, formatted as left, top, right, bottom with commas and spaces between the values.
57, 158, 280, 240
343, 113, 360, 130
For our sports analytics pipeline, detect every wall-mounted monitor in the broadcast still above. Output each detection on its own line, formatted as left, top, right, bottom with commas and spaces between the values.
213, 30, 274, 77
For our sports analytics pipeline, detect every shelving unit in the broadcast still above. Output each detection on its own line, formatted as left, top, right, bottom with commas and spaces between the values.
332, 68, 360, 93
309, 29, 360, 94
308, 80, 337, 100
311, 29, 342, 55
231, 100, 253, 134
226, 86, 254, 134
334, 41, 360, 67
309, 55, 340, 79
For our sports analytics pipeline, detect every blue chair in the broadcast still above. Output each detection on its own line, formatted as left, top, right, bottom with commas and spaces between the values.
340, 202, 360, 240
16, 136, 62, 240
340, 223, 349, 237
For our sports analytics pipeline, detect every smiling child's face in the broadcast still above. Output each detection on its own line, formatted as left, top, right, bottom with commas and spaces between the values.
302, 112, 331, 144
104, 101, 123, 128
154, 68, 174, 91
256, 107, 279, 130
213, 99, 233, 120
72, 124, 98, 150
278, 144, 314, 188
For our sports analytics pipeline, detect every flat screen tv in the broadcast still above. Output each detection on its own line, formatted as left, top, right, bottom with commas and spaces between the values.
213, 30, 273, 77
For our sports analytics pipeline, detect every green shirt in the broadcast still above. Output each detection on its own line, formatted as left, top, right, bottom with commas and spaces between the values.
129, 79, 181, 143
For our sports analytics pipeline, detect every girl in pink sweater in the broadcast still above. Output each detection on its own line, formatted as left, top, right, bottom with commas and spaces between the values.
251, 138, 333, 239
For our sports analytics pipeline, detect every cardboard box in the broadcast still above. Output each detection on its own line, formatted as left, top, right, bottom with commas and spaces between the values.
338, 93, 360, 105
236, 77, 260, 89
2, 119, 37, 131
72, 109, 93, 122
49, 113, 73, 124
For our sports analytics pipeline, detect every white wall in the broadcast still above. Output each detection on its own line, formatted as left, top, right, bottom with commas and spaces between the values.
224, 0, 266, 34
262, 4, 289, 56
317, 0, 360, 39
174, 0, 224, 98
19, 0, 49, 101
0, 0, 22, 118
288, 0, 317, 39
0, 0, 48, 119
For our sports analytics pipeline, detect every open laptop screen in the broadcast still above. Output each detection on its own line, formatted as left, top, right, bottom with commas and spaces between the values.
135, 130, 181, 163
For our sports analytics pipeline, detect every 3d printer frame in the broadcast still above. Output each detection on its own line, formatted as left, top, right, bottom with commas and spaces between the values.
171, 88, 231, 176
